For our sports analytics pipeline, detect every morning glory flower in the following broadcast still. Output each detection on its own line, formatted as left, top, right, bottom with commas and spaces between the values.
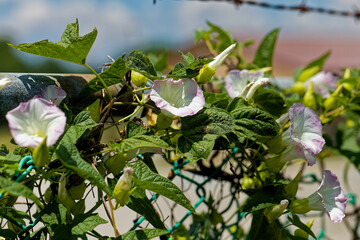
37, 85, 67, 106
150, 78, 205, 117
281, 103, 325, 166
307, 170, 347, 222
224, 70, 268, 99
0, 77, 12, 90
305, 72, 337, 98
291, 170, 346, 223
5, 98, 66, 149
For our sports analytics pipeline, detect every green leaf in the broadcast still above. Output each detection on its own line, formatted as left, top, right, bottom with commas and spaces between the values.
295, 51, 331, 81
109, 135, 172, 153
55, 111, 112, 196
56, 141, 112, 196
126, 121, 149, 138
204, 92, 230, 109
41, 203, 70, 239
115, 229, 169, 240
179, 51, 195, 66
71, 213, 107, 235
288, 215, 317, 239
252, 88, 286, 117
132, 160, 194, 212
77, 57, 129, 100
178, 107, 235, 162
9, 19, 96, 65
84, 99, 101, 123
0, 176, 41, 206
126, 50, 160, 80
206, 21, 234, 52
228, 99, 279, 137
0, 229, 17, 239
148, 51, 169, 72
285, 170, 302, 198
166, 58, 212, 80
127, 188, 166, 229
253, 28, 279, 70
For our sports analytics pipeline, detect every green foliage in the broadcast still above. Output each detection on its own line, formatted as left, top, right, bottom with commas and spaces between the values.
288, 215, 317, 239
127, 188, 166, 229
178, 107, 235, 162
167, 52, 212, 79
0, 176, 41, 207
9, 19, 97, 65
253, 28, 280, 70
55, 111, 112, 196
132, 160, 194, 212
126, 50, 161, 80
78, 57, 129, 100
114, 229, 169, 240
252, 88, 287, 117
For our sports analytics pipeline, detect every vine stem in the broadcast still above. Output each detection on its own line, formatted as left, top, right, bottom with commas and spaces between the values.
84, 63, 112, 102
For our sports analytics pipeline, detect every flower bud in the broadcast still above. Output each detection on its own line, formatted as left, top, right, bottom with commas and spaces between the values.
131, 70, 148, 87
241, 173, 253, 190
113, 167, 134, 206
291, 82, 305, 95
58, 174, 76, 210
196, 43, 236, 83
297, 66, 321, 82
323, 96, 337, 112
303, 81, 317, 110
245, 78, 269, 101
264, 199, 289, 223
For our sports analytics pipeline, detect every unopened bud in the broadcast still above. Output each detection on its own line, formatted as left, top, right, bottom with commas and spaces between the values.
113, 167, 134, 206
131, 70, 148, 87
303, 81, 317, 110
245, 78, 269, 101
196, 43, 236, 83
298, 66, 320, 82
264, 199, 289, 223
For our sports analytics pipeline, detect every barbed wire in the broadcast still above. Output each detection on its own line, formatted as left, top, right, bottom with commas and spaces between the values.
154, 0, 360, 20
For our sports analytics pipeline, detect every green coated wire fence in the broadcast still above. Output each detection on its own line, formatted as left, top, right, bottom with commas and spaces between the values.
0, 152, 357, 239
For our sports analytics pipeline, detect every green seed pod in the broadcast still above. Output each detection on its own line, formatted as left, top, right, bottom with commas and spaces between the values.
131, 70, 148, 87
291, 82, 305, 96
303, 81, 317, 110
323, 96, 338, 112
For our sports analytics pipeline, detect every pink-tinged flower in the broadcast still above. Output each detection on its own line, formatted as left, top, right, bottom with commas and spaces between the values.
224, 70, 267, 99
37, 85, 67, 106
307, 170, 347, 222
281, 103, 325, 166
5, 98, 66, 149
0, 77, 12, 90
305, 72, 337, 98
150, 78, 205, 117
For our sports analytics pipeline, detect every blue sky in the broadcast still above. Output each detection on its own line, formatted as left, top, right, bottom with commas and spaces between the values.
0, 0, 359, 68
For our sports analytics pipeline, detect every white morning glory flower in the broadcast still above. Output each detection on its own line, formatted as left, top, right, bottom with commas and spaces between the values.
37, 85, 67, 106
150, 78, 205, 117
281, 103, 325, 166
305, 71, 337, 98
5, 98, 66, 149
0, 77, 12, 90
224, 69, 268, 99
307, 170, 347, 222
